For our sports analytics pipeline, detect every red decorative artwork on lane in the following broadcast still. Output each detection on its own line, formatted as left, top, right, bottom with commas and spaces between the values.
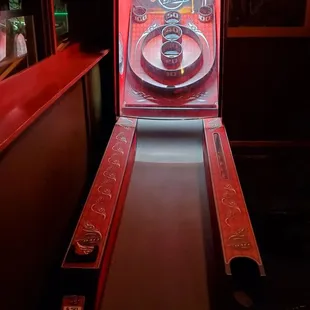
203, 118, 265, 276
62, 117, 137, 269
94, 134, 137, 310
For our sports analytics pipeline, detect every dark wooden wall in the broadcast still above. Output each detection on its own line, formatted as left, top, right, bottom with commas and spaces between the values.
223, 38, 310, 141
0, 81, 88, 310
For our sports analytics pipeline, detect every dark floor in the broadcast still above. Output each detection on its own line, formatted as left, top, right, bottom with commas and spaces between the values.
233, 146, 310, 310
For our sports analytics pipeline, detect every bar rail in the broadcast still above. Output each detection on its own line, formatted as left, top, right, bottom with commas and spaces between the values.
0, 44, 108, 152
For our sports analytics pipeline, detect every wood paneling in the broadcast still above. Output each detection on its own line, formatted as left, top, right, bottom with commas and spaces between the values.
222, 38, 310, 141
0, 81, 88, 310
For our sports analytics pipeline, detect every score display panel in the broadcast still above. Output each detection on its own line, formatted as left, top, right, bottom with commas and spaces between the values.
117, 0, 221, 117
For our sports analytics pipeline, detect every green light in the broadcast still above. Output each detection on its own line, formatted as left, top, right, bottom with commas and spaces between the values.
54, 12, 68, 16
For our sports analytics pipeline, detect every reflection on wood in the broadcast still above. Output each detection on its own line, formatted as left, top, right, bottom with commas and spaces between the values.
229, 0, 307, 27
0, 55, 25, 81
57, 40, 70, 51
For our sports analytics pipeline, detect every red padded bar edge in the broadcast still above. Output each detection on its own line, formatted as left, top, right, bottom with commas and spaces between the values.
62, 117, 137, 269
0, 44, 108, 152
203, 118, 265, 276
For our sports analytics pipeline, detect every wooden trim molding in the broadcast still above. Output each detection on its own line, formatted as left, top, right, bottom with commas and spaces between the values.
230, 141, 310, 148
203, 118, 265, 276
228, 26, 310, 38
62, 117, 137, 269
0, 10, 24, 19
46, 0, 57, 54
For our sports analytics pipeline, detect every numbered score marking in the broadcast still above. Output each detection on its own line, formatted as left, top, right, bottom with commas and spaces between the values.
62, 296, 85, 310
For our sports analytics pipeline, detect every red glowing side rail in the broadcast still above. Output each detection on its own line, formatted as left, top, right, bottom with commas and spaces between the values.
62, 117, 137, 269
203, 118, 265, 276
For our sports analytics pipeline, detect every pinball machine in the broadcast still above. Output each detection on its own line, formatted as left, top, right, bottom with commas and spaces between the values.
61, 0, 265, 309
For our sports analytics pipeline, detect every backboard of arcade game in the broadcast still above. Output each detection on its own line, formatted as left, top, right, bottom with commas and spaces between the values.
118, 0, 221, 117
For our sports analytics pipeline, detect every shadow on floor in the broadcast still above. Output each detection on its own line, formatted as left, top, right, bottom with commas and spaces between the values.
233, 146, 310, 310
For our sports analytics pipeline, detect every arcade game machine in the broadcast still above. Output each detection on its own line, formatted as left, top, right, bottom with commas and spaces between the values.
61, 0, 265, 309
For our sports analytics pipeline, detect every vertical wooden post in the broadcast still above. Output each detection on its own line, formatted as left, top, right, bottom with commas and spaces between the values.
45, 0, 57, 53
305, 0, 310, 28
25, 15, 38, 64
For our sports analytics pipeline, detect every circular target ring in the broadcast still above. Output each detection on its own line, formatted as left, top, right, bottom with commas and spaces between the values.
199, 5, 213, 23
161, 41, 183, 69
139, 25, 204, 84
132, 6, 148, 23
164, 11, 181, 24
162, 25, 183, 43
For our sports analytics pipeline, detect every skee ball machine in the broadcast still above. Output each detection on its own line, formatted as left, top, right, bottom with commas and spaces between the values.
61, 0, 265, 309
118, 0, 221, 117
